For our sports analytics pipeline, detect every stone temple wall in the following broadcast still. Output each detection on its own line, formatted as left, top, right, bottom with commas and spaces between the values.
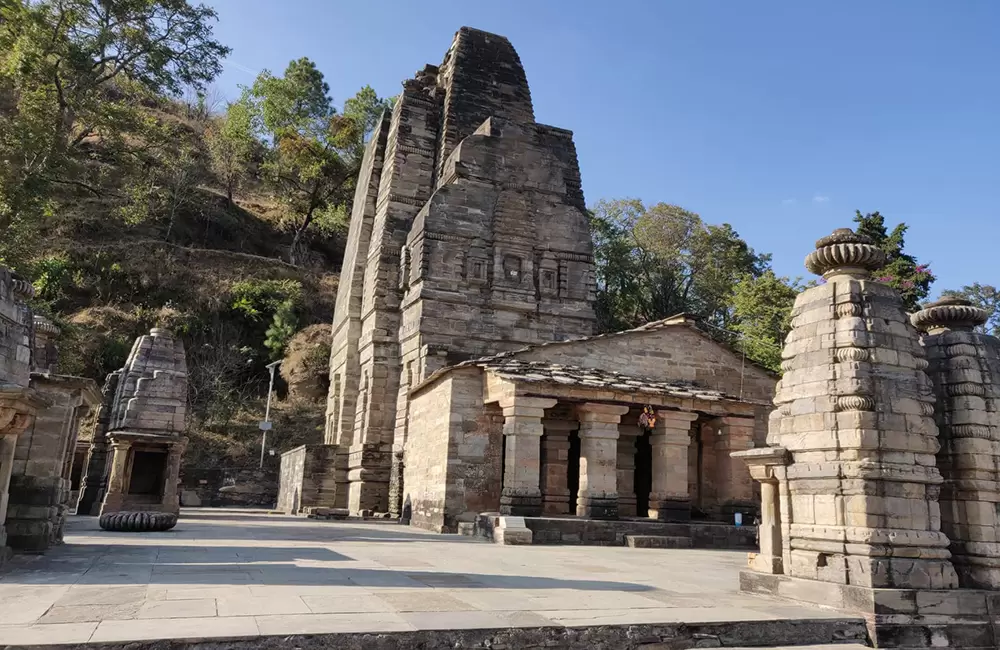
324, 27, 597, 516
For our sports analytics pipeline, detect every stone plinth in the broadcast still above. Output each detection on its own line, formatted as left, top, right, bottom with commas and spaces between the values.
277, 444, 339, 514
913, 298, 1000, 590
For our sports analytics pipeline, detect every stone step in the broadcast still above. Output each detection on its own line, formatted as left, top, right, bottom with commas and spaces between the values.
727, 645, 869, 650
624, 534, 692, 549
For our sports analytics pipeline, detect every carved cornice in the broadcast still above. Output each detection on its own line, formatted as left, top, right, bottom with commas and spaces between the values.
804, 228, 887, 279
11, 274, 35, 300
911, 297, 989, 333
33, 315, 60, 336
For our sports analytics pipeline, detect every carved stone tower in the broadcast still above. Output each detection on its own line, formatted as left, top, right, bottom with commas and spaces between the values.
325, 27, 596, 515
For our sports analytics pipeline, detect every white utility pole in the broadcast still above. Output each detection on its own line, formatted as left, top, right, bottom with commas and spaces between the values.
260, 360, 281, 469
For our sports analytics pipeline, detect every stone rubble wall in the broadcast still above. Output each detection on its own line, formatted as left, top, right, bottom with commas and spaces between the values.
276, 445, 338, 514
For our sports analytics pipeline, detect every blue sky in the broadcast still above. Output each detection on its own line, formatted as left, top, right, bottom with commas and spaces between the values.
206, 0, 998, 295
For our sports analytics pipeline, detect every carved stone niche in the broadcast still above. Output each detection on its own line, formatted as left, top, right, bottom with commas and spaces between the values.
538, 252, 559, 297
732, 447, 789, 575
466, 248, 489, 285
502, 254, 523, 285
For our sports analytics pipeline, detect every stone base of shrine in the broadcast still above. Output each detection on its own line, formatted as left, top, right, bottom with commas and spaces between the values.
740, 570, 1000, 649
468, 513, 758, 549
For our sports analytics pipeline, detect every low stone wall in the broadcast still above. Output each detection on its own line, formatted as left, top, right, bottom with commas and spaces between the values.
277, 444, 338, 514
472, 513, 757, 549
179, 468, 278, 508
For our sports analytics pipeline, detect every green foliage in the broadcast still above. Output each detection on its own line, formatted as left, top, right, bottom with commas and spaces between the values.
0, 0, 230, 254
940, 283, 1000, 336
730, 270, 802, 372
590, 198, 769, 332
264, 300, 298, 360
239, 60, 392, 263
229, 278, 302, 320
853, 211, 934, 311
206, 99, 257, 202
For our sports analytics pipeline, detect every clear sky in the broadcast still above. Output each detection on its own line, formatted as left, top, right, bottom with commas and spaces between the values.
205, 0, 998, 295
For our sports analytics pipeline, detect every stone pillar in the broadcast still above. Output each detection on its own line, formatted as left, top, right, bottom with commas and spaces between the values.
913, 298, 1000, 590
0, 433, 17, 556
714, 415, 757, 518
77, 371, 120, 515
575, 403, 629, 519
99, 439, 131, 515
616, 424, 639, 518
160, 439, 186, 515
648, 410, 698, 521
499, 396, 557, 517
540, 419, 575, 515
732, 447, 789, 574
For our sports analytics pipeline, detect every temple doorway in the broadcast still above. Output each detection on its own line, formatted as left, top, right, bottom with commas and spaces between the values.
567, 430, 580, 514
633, 430, 652, 517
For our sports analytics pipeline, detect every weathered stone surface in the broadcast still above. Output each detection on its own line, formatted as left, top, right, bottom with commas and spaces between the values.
0, 268, 44, 564
913, 298, 1000, 590
95, 328, 188, 517
277, 444, 338, 514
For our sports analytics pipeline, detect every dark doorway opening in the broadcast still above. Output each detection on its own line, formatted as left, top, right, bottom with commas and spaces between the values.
567, 430, 581, 514
70, 450, 87, 491
634, 429, 652, 517
128, 450, 167, 496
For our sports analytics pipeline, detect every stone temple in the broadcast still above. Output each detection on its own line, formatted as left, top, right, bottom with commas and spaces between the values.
289, 27, 778, 545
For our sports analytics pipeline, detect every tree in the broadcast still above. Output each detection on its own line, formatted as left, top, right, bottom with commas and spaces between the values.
0, 0, 229, 264
241, 59, 392, 263
730, 270, 802, 372
940, 283, 1000, 336
590, 198, 769, 332
206, 99, 255, 203
853, 211, 934, 312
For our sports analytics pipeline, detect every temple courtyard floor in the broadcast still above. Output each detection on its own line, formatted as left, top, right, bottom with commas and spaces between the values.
0, 509, 867, 648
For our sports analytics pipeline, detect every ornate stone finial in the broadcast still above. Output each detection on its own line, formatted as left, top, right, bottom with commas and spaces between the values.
10, 273, 35, 301
149, 327, 172, 338
911, 297, 988, 333
33, 315, 60, 336
804, 228, 887, 279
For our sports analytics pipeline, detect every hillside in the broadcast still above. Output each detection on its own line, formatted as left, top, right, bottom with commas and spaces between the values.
29, 100, 339, 470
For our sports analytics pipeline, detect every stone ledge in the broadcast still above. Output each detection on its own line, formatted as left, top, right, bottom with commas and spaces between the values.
624, 534, 692, 549
23, 618, 869, 650
740, 570, 1000, 649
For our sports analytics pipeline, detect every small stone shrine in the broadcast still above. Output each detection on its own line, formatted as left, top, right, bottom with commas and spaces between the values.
93, 328, 188, 516
735, 228, 999, 649
4, 316, 99, 552
0, 269, 45, 565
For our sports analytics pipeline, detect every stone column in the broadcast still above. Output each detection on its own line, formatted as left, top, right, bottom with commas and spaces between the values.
913, 298, 1000, 590
99, 439, 131, 515
616, 424, 639, 518
160, 439, 186, 515
77, 370, 120, 515
540, 419, 575, 515
733, 447, 789, 574
0, 433, 17, 554
576, 403, 629, 519
648, 410, 698, 521
499, 396, 557, 517
714, 415, 757, 517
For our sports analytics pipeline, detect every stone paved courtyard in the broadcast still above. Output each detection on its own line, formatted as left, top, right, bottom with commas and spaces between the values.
0, 510, 859, 646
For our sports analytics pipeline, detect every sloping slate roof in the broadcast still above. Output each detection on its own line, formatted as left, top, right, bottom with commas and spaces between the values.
456, 357, 737, 402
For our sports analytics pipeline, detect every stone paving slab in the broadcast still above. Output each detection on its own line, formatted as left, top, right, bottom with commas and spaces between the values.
0, 509, 865, 647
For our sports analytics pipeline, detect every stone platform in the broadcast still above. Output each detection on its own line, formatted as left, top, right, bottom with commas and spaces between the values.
0, 509, 867, 647
742, 571, 1000, 650
472, 513, 758, 548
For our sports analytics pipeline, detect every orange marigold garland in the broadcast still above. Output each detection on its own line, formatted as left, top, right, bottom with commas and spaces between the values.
638, 405, 657, 432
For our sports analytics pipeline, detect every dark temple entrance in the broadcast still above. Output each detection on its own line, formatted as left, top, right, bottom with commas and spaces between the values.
634, 429, 652, 517
127, 450, 167, 497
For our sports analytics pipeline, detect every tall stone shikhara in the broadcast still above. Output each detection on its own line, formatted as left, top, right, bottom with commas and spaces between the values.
326, 27, 596, 514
